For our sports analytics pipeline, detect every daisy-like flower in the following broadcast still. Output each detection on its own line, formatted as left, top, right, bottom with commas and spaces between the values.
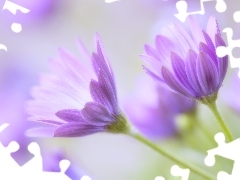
123, 75, 195, 140
26, 33, 128, 137
141, 16, 228, 105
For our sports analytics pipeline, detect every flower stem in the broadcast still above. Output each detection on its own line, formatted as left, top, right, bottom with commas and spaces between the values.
128, 132, 215, 180
207, 102, 233, 142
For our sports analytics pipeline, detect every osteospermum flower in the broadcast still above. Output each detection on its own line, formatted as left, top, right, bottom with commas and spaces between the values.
123, 75, 195, 139
26, 33, 128, 137
141, 16, 228, 104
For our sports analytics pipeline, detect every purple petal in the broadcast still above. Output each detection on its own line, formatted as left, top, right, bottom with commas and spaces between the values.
81, 102, 114, 125
76, 39, 91, 62
56, 109, 85, 123
144, 44, 158, 59
37, 120, 64, 126
197, 52, 219, 95
188, 16, 205, 45
25, 127, 56, 137
143, 66, 173, 91
90, 80, 113, 111
202, 30, 215, 52
161, 66, 193, 98
206, 16, 220, 41
215, 34, 228, 84
173, 23, 198, 52
171, 52, 196, 95
94, 33, 111, 71
98, 70, 118, 114
155, 35, 175, 62
54, 123, 104, 137
140, 54, 163, 72
199, 42, 218, 67
162, 25, 192, 58
91, 52, 116, 98
185, 50, 204, 97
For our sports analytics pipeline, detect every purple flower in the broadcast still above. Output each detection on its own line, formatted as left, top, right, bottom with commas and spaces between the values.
0, 63, 35, 164
141, 16, 228, 104
26, 33, 128, 137
123, 75, 195, 139
221, 70, 240, 113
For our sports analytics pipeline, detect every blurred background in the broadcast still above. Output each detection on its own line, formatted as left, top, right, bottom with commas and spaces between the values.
1, 0, 240, 179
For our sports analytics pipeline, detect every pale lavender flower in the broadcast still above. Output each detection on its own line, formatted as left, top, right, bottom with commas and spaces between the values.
141, 16, 228, 104
26, 33, 127, 137
221, 71, 240, 113
0, 63, 35, 164
123, 75, 195, 139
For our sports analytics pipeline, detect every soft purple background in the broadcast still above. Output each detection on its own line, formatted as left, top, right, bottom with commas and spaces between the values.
1, 0, 240, 179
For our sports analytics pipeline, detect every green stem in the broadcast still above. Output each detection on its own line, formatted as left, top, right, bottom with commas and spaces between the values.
207, 102, 233, 142
127, 132, 215, 180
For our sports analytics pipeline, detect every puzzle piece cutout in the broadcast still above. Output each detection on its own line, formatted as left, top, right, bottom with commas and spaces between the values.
155, 165, 190, 180
0, 123, 9, 133
2, 0, 30, 33
0, 44, 7, 51
175, 0, 227, 22
105, 0, 120, 3
204, 132, 240, 180
216, 28, 240, 76
233, 11, 240, 23
0, 125, 80, 180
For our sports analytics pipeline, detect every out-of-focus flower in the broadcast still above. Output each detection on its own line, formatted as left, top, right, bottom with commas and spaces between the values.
43, 151, 89, 180
123, 75, 195, 139
0, 63, 35, 164
221, 71, 240, 113
141, 16, 228, 105
26, 33, 128, 137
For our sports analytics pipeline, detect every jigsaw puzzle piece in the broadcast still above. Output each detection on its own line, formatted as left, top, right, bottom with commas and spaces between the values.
21, 142, 42, 172
154, 176, 165, 180
0, 141, 21, 178
171, 165, 190, 180
0, 123, 9, 133
175, 0, 227, 22
80, 175, 92, 180
216, 28, 240, 73
2, 0, 30, 15
233, 11, 240, 23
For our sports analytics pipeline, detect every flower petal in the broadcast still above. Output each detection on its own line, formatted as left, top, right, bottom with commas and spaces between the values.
185, 50, 204, 97
90, 80, 112, 111
206, 16, 220, 41
202, 30, 215, 52
56, 109, 85, 123
199, 42, 218, 67
25, 127, 56, 137
54, 123, 104, 137
188, 16, 205, 45
81, 102, 114, 125
173, 23, 198, 52
171, 52, 196, 96
144, 44, 158, 59
197, 52, 219, 95
155, 35, 175, 64
162, 25, 192, 58
143, 66, 173, 91
215, 34, 228, 84
161, 66, 193, 98
91, 52, 117, 102
97, 70, 118, 114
